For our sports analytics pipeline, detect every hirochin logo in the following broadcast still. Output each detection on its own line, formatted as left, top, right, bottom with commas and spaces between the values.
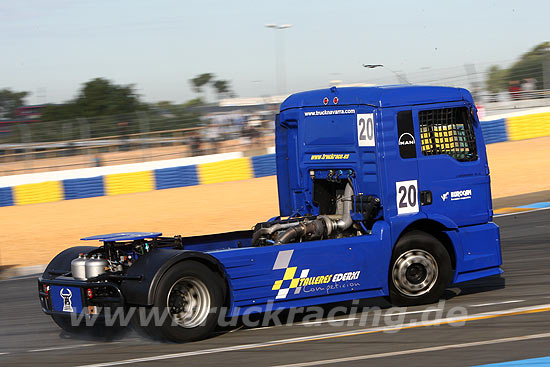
442, 189, 472, 202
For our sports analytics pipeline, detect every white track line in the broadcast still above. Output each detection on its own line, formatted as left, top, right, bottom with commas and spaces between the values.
299, 317, 359, 326
382, 309, 442, 316
28, 343, 98, 353
243, 325, 278, 331
75, 303, 550, 367
0, 352, 9, 356
271, 333, 550, 367
248, 309, 442, 328
470, 300, 525, 307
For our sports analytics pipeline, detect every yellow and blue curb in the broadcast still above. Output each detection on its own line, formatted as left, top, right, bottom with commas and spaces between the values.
480, 111, 550, 144
0, 154, 277, 207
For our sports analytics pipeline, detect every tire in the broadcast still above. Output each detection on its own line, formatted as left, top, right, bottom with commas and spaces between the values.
388, 230, 452, 306
51, 314, 126, 338
51, 314, 86, 333
134, 261, 225, 342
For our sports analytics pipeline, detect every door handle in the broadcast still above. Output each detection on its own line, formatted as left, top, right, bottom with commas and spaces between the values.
420, 190, 432, 206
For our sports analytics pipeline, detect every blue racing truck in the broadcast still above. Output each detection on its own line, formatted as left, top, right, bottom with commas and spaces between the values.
38, 85, 502, 342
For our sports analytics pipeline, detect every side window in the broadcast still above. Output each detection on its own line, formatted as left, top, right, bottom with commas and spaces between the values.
418, 107, 478, 162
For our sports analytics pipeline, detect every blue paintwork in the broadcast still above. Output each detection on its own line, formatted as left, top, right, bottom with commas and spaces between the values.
81, 232, 162, 241
280, 85, 464, 111
60, 85, 502, 318
209, 221, 391, 316
259, 85, 500, 315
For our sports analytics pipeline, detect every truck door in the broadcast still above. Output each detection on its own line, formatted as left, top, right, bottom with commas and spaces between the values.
413, 104, 491, 227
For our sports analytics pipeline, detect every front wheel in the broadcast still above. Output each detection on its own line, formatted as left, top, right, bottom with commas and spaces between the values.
134, 261, 225, 342
389, 230, 452, 306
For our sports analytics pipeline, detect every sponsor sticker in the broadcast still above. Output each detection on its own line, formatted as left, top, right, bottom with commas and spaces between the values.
271, 250, 361, 299
396, 180, 419, 214
310, 153, 350, 161
50, 285, 83, 313
441, 189, 472, 201
304, 109, 356, 117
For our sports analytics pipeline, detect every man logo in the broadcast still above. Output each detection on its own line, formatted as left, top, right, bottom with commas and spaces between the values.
60, 288, 73, 312
398, 133, 415, 146
441, 192, 450, 201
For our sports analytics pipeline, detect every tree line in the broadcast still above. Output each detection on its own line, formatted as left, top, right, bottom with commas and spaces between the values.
0, 72, 234, 124
486, 42, 550, 93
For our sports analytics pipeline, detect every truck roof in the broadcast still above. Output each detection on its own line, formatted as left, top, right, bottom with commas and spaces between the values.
280, 85, 471, 111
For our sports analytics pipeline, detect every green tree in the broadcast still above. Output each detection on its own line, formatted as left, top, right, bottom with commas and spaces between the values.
485, 42, 550, 92
182, 97, 204, 108
40, 103, 78, 121
212, 80, 231, 99
189, 73, 214, 95
42, 78, 144, 121
0, 88, 29, 119
507, 42, 550, 89
486, 65, 508, 93
74, 78, 143, 117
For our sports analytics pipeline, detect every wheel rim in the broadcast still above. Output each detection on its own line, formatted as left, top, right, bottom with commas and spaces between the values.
392, 249, 439, 297
167, 277, 211, 328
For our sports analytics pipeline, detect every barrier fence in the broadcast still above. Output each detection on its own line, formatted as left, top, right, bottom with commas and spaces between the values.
0, 110, 548, 208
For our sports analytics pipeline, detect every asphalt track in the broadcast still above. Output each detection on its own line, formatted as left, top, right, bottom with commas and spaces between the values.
0, 210, 548, 367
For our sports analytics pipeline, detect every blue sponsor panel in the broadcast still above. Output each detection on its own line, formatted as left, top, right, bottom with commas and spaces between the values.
0, 186, 14, 207
251, 154, 277, 178
62, 176, 104, 200
154, 165, 199, 190
210, 221, 392, 316
50, 285, 84, 313
480, 118, 508, 144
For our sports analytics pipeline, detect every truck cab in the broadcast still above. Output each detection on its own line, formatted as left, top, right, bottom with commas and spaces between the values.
275, 85, 501, 286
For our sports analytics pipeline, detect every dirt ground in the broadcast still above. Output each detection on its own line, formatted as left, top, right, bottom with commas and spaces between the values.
1, 137, 549, 268
485, 136, 550, 197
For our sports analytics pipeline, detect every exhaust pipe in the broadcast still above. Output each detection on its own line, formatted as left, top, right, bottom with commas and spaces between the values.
276, 182, 354, 245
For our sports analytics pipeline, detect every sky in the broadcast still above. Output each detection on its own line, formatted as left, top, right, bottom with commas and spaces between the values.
0, 0, 548, 104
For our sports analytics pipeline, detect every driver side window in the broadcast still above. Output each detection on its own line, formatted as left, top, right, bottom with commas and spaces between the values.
418, 107, 478, 162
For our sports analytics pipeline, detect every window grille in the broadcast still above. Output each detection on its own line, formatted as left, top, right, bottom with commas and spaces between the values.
418, 107, 477, 162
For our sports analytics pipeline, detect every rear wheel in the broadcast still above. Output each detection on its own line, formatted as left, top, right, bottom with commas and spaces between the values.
51, 314, 126, 338
134, 261, 225, 342
389, 230, 452, 306
51, 314, 86, 333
